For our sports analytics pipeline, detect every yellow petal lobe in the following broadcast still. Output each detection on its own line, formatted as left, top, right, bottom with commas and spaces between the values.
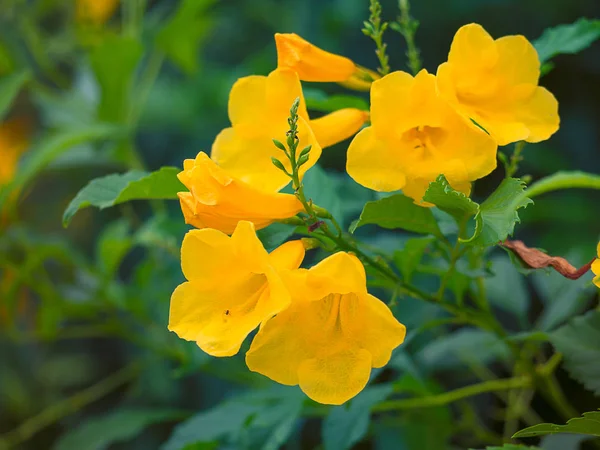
309, 109, 369, 148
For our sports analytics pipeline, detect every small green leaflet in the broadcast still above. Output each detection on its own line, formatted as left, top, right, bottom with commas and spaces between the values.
549, 311, 600, 395
350, 194, 442, 237
513, 411, 600, 438
533, 18, 600, 64
422, 175, 478, 224
63, 167, 184, 227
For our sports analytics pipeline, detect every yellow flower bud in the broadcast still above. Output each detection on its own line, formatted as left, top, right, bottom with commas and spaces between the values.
436, 23, 560, 146
246, 252, 406, 405
346, 69, 498, 204
169, 221, 306, 357
177, 152, 303, 235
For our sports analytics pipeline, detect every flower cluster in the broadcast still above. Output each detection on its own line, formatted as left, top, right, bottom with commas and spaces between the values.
169, 23, 559, 404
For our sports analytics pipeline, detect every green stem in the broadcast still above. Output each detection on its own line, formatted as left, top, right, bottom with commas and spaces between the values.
373, 376, 531, 412
363, 0, 390, 76
522, 170, 600, 200
396, 0, 421, 75
506, 141, 526, 177
0, 363, 140, 449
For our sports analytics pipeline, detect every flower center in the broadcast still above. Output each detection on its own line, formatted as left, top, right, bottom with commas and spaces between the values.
401, 125, 447, 159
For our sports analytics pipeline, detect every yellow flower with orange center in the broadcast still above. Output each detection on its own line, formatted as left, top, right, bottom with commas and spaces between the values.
346, 69, 497, 204
275, 33, 379, 91
211, 68, 368, 192
436, 23, 559, 146
76, 0, 119, 25
246, 252, 406, 405
169, 221, 306, 357
177, 152, 303, 234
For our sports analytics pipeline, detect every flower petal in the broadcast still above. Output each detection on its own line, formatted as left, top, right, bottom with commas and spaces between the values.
268, 240, 306, 271
228, 75, 269, 130
180, 228, 233, 282
297, 348, 372, 405
307, 252, 367, 298
309, 108, 369, 148
518, 87, 560, 143
231, 221, 270, 270
346, 127, 407, 192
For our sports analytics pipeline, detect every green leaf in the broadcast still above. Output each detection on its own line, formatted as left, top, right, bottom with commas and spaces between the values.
519, 171, 600, 200
549, 311, 600, 395
0, 70, 30, 120
257, 222, 296, 251
350, 194, 442, 237
63, 167, 184, 226
53, 408, 186, 450
423, 175, 479, 224
417, 328, 510, 370
304, 88, 369, 113
156, 0, 215, 74
302, 164, 343, 222
463, 178, 532, 247
533, 18, 600, 64
0, 124, 122, 208
90, 36, 143, 122
513, 411, 600, 438
323, 384, 393, 450
393, 236, 435, 283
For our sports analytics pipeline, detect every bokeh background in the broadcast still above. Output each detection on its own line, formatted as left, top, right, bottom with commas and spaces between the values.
1, 0, 599, 449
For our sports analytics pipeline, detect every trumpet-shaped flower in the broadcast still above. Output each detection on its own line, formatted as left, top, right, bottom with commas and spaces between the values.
177, 152, 303, 234
169, 221, 306, 357
436, 23, 559, 146
211, 68, 368, 192
76, 0, 119, 25
0, 118, 29, 187
592, 243, 600, 288
274, 33, 378, 90
346, 69, 497, 203
246, 252, 406, 405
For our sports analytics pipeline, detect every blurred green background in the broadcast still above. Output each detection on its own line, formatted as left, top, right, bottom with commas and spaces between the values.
0, 0, 599, 449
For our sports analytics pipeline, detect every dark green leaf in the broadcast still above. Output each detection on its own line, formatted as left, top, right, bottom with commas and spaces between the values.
350, 194, 442, 237
463, 178, 532, 247
423, 175, 479, 224
302, 164, 343, 223
393, 236, 435, 282
513, 411, 600, 438
257, 222, 296, 251
323, 384, 393, 450
156, 0, 215, 74
63, 167, 184, 226
304, 88, 369, 113
534, 18, 600, 63
0, 70, 30, 120
550, 311, 600, 395
90, 36, 143, 122
54, 408, 186, 450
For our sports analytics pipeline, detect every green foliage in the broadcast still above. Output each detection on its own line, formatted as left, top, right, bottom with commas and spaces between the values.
485, 255, 529, 326
423, 175, 478, 224
63, 167, 184, 226
322, 385, 392, 450
156, 0, 215, 74
90, 36, 144, 122
96, 219, 134, 277
521, 171, 600, 200
534, 18, 600, 63
393, 236, 435, 283
0, 70, 29, 120
304, 88, 369, 113
54, 409, 186, 450
350, 193, 442, 237
550, 311, 600, 395
513, 410, 600, 438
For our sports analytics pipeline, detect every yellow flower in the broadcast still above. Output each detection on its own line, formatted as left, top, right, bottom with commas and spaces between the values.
246, 252, 406, 405
211, 68, 368, 192
437, 23, 559, 146
177, 152, 303, 234
76, 0, 119, 25
169, 221, 306, 357
0, 117, 29, 187
346, 69, 497, 204
592, 242, 600, 288
274, 33, 378, 90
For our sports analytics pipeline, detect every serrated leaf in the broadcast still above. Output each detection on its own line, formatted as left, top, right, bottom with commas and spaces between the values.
423, 175, 479, 224
463, 178, 532, 247
323, 385, 392, 450
393, 236, 435, 283
350, 194, 442, 237
549, 311, 600, 395
533, 18, 600, 64
53, 408, 186, 450
156, 0, 215, 74
304, 88, 369, 113
90, 36, 143, 122
63, 167, 184, 226
0, 70, 30, 120
513, 411, 600, 438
